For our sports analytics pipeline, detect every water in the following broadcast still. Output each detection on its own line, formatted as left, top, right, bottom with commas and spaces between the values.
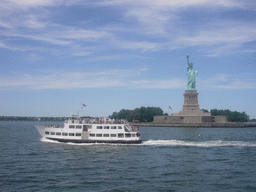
1, 121, 256, 192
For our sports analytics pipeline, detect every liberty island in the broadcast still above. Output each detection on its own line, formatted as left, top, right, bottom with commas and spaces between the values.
152, 55, 251, 127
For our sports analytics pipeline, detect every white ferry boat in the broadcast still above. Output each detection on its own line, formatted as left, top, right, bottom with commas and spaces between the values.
35, 115, 142, 144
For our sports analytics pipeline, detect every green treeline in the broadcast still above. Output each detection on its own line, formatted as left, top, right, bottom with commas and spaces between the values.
0, 108, 250, 122
110, 106, 165, 122
110, 107, 250, 123
211, 109, 249, 122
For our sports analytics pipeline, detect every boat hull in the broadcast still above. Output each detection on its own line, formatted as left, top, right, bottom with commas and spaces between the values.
46, 137, 143, 144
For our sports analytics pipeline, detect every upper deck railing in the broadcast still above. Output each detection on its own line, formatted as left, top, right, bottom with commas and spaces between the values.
64, 118, 127, 125
64, 118, 139, 132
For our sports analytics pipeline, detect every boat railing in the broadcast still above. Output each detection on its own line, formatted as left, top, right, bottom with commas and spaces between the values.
65, 119, 128, 125
123, 120, 139, 132
44, 124, 64, 128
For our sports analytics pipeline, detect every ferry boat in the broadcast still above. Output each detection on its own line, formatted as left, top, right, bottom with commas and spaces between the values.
35, 115, 142, 144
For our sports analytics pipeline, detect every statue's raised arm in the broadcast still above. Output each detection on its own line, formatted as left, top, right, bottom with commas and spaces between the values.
186, 55, 198, 90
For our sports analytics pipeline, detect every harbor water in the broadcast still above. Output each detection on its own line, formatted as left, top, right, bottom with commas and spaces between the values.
1, 121, 256, 191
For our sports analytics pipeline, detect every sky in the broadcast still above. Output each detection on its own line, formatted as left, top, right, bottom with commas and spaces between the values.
0, 0, 256, 118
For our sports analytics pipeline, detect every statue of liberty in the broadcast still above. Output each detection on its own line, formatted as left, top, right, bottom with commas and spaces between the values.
186, 54, 198, 90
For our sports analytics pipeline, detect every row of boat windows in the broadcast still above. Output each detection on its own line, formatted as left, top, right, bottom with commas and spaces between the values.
68, 125, 123, 129
45, 131, 81, 136
96, 126, 122, 129
45, 131, 137, 138
89, 133, 136, 138
69, 125, 92, 129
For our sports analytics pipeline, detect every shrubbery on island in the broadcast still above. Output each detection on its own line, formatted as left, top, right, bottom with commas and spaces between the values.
0, 107, 250, 122
110, 107, 250, 123
110, 106, 165, 122
210, 109, 249, 122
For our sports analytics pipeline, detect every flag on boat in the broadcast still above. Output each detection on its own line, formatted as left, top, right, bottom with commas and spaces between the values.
82, 104, 87, 107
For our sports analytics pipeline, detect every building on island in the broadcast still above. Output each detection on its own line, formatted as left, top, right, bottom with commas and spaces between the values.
154, 55, 227, 125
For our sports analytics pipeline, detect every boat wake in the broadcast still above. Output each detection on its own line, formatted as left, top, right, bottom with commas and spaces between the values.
40, 137, 60, 143
40, 138, 256, 147
142, 140, 256, 147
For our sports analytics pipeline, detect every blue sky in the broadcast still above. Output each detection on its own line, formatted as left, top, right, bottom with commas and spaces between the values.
0, 0, 256, 118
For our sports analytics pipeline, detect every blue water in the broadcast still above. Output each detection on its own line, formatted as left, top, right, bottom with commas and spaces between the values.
1, 121, 256, 192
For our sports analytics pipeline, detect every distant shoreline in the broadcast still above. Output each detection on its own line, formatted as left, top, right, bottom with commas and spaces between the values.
1, 117, 256, 128
132, 122, 256, 128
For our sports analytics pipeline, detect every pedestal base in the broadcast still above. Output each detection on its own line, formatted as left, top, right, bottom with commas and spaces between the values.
172, 90, 211, 117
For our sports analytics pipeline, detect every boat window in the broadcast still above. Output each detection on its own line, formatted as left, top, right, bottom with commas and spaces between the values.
104, 126, 109, 129
111, 134, 116, 137
69, 133, 74, 136
62, 132, 68, 136
51, 132, 55, 135
45, 131, 49, 135
76, 125, 82, 129
96, 134, 102, 137
132, 133, 136, 137
89, 133, 95, 137
76, 133, 81, 136
111, 126, 116, 129
118, 126, 122, 129
69, 125, 75, 129
84, 125, 92, 129
56, 132, 61, 135
125, 133, 131, 138
118, 133, 124, 138
97, 126, 103, 129
103, 134, 109, 137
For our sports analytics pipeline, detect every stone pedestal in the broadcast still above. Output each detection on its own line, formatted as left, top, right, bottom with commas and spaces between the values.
172, 90, 211, 117
154, 89, 227, 124
182, 90, 200, 112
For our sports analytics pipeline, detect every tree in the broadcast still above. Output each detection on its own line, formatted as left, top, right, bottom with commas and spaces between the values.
210, 109, 249, 122
110, 106, 164, 122
202, 109, 209, 112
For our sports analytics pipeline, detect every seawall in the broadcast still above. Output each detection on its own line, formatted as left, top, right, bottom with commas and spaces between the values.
132, 122, 256, 128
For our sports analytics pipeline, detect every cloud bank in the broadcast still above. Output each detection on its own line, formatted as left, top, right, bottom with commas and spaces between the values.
1, 0, 255, 57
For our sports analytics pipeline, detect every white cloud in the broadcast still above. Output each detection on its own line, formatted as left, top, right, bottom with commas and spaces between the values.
8, 0, 62, 7
125, 8, 172, 35
0, 68, 149, 90
0, 0, 255, 56
131, 78, 186, 89
97, 0, 244, 8
178, 23, 256, 46
22, 14, 47, 29
71, 52, 91, 57
0, 41, 29, 51
55, 28, 112, 41
115, 40, 161, 52
2, 69, 254, 91
0, 21, 13, 29
217, 79, 256, 89
27, 35, 72, 45
198, 74, 256, 90
26, 53, 43, 63
0, 41, 7, 49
